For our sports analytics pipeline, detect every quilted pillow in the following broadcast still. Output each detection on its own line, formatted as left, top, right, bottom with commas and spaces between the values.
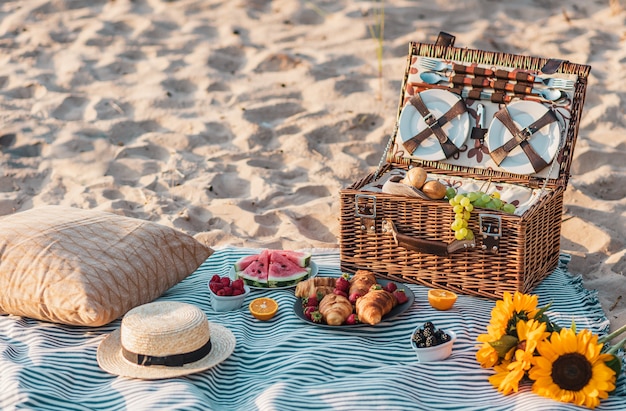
0, 206, 213, 327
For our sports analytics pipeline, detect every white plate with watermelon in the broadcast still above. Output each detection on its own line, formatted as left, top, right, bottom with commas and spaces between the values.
231, 249, 318, 289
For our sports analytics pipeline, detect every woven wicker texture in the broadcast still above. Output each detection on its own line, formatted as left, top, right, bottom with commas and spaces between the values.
339, 38, 589, 299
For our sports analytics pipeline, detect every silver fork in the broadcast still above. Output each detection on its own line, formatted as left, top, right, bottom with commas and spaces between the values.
417, 57, 575, 89
417, 57, 450, 72
538, 77, 575, 89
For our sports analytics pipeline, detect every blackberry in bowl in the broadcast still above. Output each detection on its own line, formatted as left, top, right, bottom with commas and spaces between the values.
410, 321, 456, 362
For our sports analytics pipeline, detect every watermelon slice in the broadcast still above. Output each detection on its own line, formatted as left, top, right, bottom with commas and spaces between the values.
267, 252, 311, 288
272, 250, 312, 268
234, 249, 313, 288
237, 249, 270, 287
233, 254, 260, 272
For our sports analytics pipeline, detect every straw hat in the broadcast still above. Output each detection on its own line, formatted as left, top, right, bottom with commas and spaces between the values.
97, 301, 236, 379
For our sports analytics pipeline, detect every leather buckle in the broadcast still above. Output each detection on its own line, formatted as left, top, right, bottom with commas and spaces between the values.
479, 214, 502, 253
355, 194, 377, 233
516, 126, 535, 141
423, 112, 438, 128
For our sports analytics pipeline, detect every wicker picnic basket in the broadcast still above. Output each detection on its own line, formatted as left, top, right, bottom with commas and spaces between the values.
339, 33, 591, 299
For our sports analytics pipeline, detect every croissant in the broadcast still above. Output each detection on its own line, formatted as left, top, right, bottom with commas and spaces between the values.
319, 294, 353, 326
355, 289, 398, 325
295, 277, 337, 298
349, 270, 377, 297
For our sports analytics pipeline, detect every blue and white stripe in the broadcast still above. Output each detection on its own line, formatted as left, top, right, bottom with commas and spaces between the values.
1, 247, 625, 410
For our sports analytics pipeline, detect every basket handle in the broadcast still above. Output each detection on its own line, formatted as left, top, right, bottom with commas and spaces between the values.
382, 218, 474, 256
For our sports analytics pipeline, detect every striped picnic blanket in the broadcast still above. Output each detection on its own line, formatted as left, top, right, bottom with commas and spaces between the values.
1, 246, 625, 411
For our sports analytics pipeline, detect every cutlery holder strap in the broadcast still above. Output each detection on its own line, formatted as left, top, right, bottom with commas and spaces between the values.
491, 80, 533, 94
493, 69, 534, 82
402, 94, 466, 158
457, 88, 511, 104
452, 63, 493, 77
382, 218, 475, 257
452, 75, 489, 87
489, 107, 557, 172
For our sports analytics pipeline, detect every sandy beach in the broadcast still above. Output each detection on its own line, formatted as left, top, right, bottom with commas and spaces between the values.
0, 0, 624, 331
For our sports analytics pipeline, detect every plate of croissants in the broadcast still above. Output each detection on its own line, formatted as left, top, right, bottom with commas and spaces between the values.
293, 270, 415, 328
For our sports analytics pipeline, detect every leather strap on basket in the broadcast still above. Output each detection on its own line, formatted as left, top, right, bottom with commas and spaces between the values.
435, 32, 455, 47
403, 94, 466, 158
489, 107, 557, 172
541, 58, 566, 74
383, 218, 475, 257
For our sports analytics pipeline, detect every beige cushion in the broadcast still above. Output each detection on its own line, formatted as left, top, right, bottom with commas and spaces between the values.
0, 206, 213, 327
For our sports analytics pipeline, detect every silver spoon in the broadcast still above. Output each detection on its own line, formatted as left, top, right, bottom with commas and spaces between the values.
532, 87, 562, 101
420, 71, 450, 84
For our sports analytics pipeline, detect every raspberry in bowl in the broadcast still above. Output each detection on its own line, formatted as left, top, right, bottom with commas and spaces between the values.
208, 275, 250, 312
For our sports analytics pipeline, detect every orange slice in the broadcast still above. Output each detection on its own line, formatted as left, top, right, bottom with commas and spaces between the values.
249, 297, 278, 321
428, 289, 457, 311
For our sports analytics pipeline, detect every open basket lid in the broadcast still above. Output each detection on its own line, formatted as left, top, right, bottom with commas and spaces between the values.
381, 32, 591, 190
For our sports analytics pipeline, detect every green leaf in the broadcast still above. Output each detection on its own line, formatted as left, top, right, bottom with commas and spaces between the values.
534, 302, 552, 319
489, 335, 518, 358
532, 312, 561, 334
605, 355, 622, 395
605, 355, 622, 376
526, 303, 562, 333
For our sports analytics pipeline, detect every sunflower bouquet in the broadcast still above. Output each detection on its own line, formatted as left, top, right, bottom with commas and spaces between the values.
476, 291, 626, 409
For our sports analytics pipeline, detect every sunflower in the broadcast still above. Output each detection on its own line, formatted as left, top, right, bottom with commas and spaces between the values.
529, 328, 617, 409
476, 292, 541, 368
488, 361, 518, 394
476, 340, 501, 368
488, 291, 540, 337
488, 319, 549, 394
513, 319, 550, 372
476, 327, 518, 367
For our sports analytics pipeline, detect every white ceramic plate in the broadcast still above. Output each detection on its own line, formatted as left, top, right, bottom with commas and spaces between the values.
398, 89, 470, 161
486, 100, 560, 175
229, 261, 318, 290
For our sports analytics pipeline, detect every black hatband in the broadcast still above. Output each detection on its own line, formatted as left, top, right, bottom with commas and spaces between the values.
122, 339, 212, 367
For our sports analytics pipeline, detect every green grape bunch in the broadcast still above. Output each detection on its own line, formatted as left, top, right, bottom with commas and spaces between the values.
445, 187, 517, 241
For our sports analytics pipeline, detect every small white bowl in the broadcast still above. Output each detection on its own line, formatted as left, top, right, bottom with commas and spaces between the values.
208, 282, 250, 312
410, 328, 456, 362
